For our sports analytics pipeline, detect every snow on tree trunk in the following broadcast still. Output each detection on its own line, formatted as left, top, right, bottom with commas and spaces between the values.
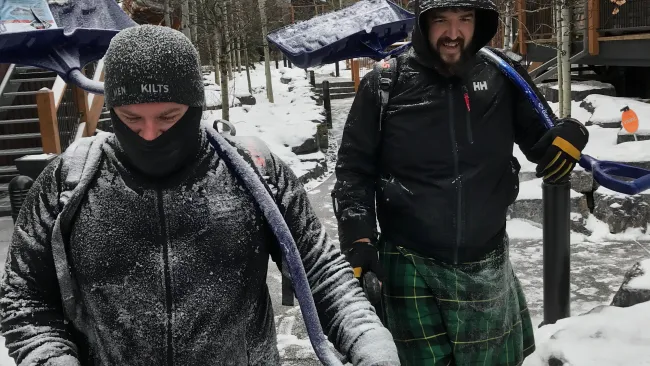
219, 28, 230, 121
556, 0, 564, 116
225, 0, 233, 80
234, 1, 242, 72
258, 0, 274, 103
212, 29, 221, 85
164, 0, 171, 28
244, 43, 253, 95
504, 0, 513, 49
181, 0, 191, 39
560, 0, 572, 117
190, 0, 198, 45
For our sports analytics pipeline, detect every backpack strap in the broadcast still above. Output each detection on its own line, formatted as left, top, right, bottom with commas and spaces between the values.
373, 57, 399, 131
52, 133, 110, 334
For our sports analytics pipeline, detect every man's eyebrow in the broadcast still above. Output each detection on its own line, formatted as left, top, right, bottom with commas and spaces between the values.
159, 108, 183, 116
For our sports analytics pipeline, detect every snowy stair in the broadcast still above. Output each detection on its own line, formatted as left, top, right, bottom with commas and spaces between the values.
313, 81, 356, 101
0, 65, 57, 217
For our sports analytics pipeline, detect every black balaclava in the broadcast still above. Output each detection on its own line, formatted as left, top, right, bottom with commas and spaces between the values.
410, 0, 499, 77
103, 25, 206, 178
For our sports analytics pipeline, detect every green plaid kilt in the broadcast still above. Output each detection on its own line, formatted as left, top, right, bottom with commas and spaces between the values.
378, 237, 535, 366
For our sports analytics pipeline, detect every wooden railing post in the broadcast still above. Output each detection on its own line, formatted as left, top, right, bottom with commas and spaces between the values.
518, 0, 528, 55
72, 84, 89, 134
352, 59, 360, 92
588, 0, 600, 55
36, 88, 62, 154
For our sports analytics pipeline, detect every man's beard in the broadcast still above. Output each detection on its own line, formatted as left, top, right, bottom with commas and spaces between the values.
433, 37, 473, 75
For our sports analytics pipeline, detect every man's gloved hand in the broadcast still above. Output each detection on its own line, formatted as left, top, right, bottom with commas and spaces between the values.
531, 117, 589, 183
340, 240, 384, 281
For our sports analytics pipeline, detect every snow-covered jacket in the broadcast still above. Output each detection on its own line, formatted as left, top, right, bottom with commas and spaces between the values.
0, 128, 398, 366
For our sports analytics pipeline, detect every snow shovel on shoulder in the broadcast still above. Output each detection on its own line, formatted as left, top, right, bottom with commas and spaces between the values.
478, 48, 650, 196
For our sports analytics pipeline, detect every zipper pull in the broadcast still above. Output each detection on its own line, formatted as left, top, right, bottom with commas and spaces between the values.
462, 86, 471, 112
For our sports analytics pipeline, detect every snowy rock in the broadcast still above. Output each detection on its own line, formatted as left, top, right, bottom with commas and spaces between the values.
280, 76, 293, 84
538, 81, 615, 103
291, 136, 319, 155
611, 259, 650, 308
236, 94, 257, 106
616, 129, 650, 144
570, 169, 597, 193
524, 302, 650, 366
581, 94, 650, 130
508, 179, 589, 226
593, 187, 650, 234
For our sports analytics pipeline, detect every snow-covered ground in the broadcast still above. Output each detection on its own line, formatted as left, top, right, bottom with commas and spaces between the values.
201, 63, 326, 179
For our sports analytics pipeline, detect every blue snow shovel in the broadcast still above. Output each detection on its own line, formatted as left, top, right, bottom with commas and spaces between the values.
266, 0, 415, 69
478, 48, 650, 195
0, 0, 137, 94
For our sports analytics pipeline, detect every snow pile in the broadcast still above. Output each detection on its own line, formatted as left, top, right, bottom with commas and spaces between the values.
628, 259, 650, 290
583, 95, 650, 133
524, 302, 650, 366
268, 0, 404, 53
548, 80, 613, 92
517, 178, 583, 200
201, 65, 325, 179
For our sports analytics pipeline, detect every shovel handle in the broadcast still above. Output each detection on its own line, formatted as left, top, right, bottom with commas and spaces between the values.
479, 47, 650, 195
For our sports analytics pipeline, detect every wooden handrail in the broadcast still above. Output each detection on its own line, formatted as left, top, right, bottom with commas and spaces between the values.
36, 75, 66, 155
517, 0, 527, 55
36, 88, 62, 154
588, 0, 600, 55
52, 76, 67, 109
84, 61, 105, 138
352, 59, 360, 92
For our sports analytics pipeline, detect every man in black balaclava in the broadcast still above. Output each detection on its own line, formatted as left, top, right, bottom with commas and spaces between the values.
1, 25, 400, 366
333, 0, 590, 364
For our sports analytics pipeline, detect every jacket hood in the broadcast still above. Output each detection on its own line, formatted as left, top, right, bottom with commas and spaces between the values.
410, 0, 499, 73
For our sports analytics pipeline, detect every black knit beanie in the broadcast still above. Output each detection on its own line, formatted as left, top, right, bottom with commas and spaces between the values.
104, 25, 205, 109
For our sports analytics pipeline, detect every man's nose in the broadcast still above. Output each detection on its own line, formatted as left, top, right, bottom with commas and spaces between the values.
140, 120, 161, 141
447, 24, 460, 40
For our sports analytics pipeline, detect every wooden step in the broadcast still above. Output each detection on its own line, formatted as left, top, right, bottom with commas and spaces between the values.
14, 71, 56, 78
1, 90, 40, 97
0, 166, 18, 175
10, 77, 57, 84
14, 66, 44, 73
0, 147, 43, 157
0, 133, 41, 141
0, 104, 37, 111
0, 118, 39, 125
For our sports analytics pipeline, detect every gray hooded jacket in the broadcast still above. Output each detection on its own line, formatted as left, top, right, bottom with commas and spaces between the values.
0, 128, 398, 366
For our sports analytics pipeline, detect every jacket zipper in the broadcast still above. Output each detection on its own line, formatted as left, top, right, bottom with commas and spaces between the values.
157, 190, 174, 366
462, 85, 473, 144
448, 84, 462, 265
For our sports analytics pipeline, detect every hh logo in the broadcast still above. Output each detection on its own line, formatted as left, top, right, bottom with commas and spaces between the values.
473, 81, 488, 91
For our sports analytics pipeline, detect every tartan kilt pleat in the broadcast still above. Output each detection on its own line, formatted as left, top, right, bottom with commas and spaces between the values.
378, 238, 535, 366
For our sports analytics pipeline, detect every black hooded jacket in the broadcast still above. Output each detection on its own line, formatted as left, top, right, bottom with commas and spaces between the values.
333, 0, 554, 264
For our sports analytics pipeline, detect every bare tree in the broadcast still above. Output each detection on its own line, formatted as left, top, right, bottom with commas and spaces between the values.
258, 0, 274, 103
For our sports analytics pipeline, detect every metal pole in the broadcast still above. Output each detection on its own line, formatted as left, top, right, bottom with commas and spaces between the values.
335, 61, 340, 77
542, 181, 571, 325
323, 80, 332, 129
310, 70, 316, 86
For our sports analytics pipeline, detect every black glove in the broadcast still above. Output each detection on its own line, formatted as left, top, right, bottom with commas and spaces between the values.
340, 241, 384, 281
531, 118, 589, 183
